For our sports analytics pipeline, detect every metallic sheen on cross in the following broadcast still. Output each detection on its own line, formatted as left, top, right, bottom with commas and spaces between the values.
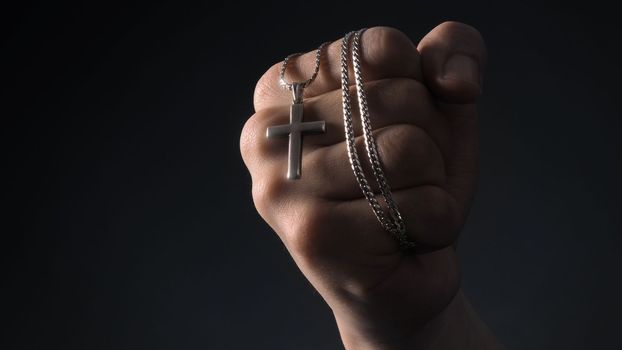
266, 83, 326, 180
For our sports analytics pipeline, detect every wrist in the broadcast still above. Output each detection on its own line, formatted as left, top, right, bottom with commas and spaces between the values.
333, 289, 504, 350
333, 293, 452, 350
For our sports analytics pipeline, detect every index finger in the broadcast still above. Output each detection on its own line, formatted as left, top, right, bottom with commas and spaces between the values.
253, 26, 423, 111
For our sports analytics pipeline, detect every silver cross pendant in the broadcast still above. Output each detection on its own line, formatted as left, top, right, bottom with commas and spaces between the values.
266, 83, 326, 180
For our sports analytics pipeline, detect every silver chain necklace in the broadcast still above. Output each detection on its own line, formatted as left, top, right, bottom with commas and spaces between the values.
340, 29, 416, 251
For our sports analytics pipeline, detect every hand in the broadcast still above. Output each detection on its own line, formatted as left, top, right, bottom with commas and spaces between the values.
241, 23, 496, 349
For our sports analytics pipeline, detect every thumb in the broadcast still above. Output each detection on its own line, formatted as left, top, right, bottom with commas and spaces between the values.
417, 21, 487, 104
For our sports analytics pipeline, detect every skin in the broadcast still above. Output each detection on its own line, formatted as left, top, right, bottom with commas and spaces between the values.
241, 22, 505, 349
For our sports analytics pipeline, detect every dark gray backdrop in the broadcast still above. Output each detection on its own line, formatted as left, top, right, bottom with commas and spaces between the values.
3, 1, 621, 349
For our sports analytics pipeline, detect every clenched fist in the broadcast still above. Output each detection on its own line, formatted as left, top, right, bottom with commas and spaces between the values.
241, 23, 504, 350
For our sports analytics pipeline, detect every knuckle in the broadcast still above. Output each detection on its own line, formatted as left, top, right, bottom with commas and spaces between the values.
376, 125, 434, 171
376, 125, 417, 168
285, 201, 328, 258
253, 62, 282, 111
251, 175, 289, 220
370, 26, 412, 51
434, 21, 487, 61
240, 114, 260, 161
365, 26, 416, 66
422, 187, 462, 246
250, 177, 272, 218
240, 108, 284, 162
366, 78, 434, 128
427, 188, 451, 222
374, 77, 413, 98
390, 77, 422, 95
375, 78, 429, 108
438, 21, 483, 40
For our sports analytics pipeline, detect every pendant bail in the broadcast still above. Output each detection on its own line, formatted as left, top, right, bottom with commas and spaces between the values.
291, 82, 305, 104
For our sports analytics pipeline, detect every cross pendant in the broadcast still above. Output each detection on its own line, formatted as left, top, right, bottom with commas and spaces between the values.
266, 83, 326, 180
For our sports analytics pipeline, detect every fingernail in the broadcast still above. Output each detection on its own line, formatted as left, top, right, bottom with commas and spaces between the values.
443, 54, 482, 91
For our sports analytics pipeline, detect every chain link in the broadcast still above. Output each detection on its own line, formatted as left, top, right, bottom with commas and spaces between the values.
279, 42, 329, 91
341, 29, 416, 251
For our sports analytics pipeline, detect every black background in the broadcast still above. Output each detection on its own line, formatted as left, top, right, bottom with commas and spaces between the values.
3, 1, 621, 349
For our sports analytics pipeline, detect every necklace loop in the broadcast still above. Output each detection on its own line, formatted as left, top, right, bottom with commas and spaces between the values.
279, 42, 329, 92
